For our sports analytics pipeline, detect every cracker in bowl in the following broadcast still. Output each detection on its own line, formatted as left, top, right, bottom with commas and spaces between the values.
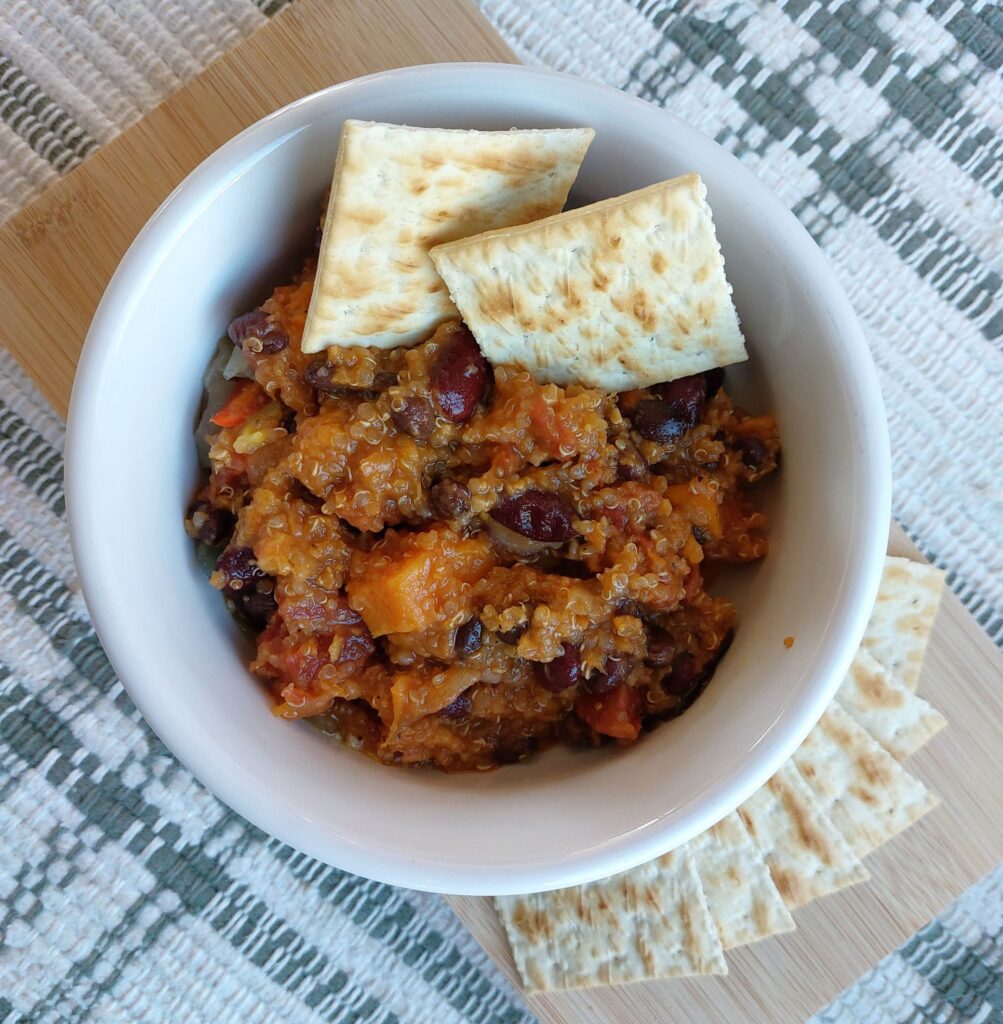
429, 173, 747, 390
302, 120, 594, 353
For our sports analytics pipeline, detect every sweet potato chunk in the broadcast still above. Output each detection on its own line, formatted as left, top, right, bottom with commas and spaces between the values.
347, 525, 495, 636
666, 477, 722, 540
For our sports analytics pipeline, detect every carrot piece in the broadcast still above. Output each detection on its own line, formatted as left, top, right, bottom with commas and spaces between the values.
576, 683, 642, 742
210, 379, 269, 428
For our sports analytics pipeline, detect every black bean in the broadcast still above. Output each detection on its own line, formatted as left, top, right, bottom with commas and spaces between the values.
735, 436, 769, 469
235, 588, 278, 629
702, 367, 725, 399
391, 396, 435, 439
540, 643, 581, 692
616, 442, 648, 481
645, 627, 678, 668
490, 490, 575, 543
338, 630, 375, 663
495, 736, 537, 763
664, 630, 734, 718
428, 480, 471, 519
187, 501, 234, 547
440, 693, 472, 720
497, 622, 527, 646
454, 617, 483, 656
304, 360, 336, 393
663, 652, 698, 695
227, 309, 288, 355
431, 325, 488, 422
613, 598, 642, 617
585, 655, 631, 694
631, 400, 689, 443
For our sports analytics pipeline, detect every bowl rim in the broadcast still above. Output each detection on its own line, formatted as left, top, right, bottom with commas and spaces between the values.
66, 61, 892, 895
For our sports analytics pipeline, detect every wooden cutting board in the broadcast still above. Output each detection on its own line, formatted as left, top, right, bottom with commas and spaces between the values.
1, 2, 999, 1021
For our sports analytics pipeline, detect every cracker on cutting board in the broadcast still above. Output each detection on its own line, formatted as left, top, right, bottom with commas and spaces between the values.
689, 811, 795, 950
862, 556, 946, 691
495, 845, 726, 992
737, 762, 869, 908
429, 174, 747, 391
301, 120, 594, 354
791, 704, 939, 859
836, 648, 946, 761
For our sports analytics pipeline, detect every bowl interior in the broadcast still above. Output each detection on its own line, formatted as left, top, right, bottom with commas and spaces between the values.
67, 65, 888, 895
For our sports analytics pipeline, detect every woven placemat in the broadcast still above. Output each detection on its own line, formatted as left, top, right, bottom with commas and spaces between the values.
0, 2, 1000, 1022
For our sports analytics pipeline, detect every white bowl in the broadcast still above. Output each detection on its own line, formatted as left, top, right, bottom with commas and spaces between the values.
66, 63, 890, 896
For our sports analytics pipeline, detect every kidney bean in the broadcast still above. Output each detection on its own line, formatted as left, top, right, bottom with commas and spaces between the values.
429, 480, 471, 519
655, 373, 707, 426
490, 490, 575, 543
187, 501, 234, 547
391, 396, 435, 439
540, 643, 581, 691
216, 546, 265, 591
631, 400, 689, 443
216, 546, 277, 628
431, 326, 488, 422
454, 617, 483, 656
227, 309, 288, 355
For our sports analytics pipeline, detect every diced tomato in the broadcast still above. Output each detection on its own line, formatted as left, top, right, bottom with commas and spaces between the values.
211, 379, 269, 428
576, 683, 642, 742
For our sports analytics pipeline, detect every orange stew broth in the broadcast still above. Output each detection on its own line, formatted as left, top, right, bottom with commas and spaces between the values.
187, 251, 780, 771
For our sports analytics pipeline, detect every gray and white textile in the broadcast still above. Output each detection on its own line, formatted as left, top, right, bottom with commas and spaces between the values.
0, 1, 1001, 1021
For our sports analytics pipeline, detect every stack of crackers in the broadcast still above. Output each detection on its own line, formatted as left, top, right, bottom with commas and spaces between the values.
495, 556, 947, 991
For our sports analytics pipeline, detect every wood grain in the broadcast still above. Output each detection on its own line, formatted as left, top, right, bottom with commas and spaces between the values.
0, 0, 512, 416
447, 524, 1003, 1024
3, 3, 1001, 1021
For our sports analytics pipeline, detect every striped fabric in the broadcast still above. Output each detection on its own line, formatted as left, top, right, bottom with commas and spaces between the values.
0, 2, 1000, 1022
